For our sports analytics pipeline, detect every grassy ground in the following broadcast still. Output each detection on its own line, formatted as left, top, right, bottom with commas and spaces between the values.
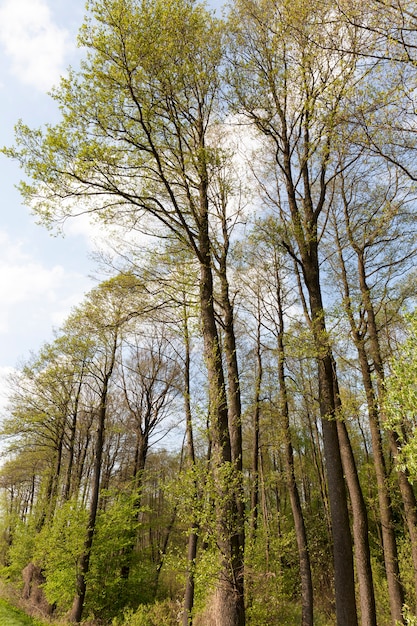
0, 598, 47, 626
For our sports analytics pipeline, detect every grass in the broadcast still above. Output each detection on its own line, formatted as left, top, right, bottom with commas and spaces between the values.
0, 598, 47, 626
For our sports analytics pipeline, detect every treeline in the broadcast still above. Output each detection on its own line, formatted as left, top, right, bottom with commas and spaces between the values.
2, 0, 417, 625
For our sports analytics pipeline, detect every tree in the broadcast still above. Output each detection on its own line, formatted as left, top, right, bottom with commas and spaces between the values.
235, 221, 314, 625
67, 277, 134, 622
227, 0, 371, 622
7, 2, 245, 622
326, 160, 417, 621
117, 329, 182, 581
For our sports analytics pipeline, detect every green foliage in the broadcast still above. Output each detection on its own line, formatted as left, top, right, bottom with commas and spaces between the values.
86, 490, 149, 617
34, 499, 88, 611
6, 0, 225, 241
399, 605, 417, 626
385, 312, 417, 477
245, 522, 303, 625
112, 600, 179, 626
398, 536, 416, 612
371, 556, 392, 626
2, 518, 37, 584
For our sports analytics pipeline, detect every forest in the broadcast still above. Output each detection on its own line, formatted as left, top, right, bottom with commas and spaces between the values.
2, 0, 417, 624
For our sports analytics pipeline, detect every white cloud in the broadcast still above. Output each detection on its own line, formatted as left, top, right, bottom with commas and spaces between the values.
0, 0, 71, 91
0, 230, 63, 308
0, 230, 91, 358
63, 211, 155, 258
64, 212, 109, 249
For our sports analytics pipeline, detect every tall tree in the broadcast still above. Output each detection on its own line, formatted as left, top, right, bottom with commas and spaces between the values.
7, 2, 245, 622
228, 1, 371, 622
327, 164, 413, 622
67, 277, 136, 622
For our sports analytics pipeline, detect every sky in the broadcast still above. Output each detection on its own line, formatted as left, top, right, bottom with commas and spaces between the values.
0, 0, 224, 410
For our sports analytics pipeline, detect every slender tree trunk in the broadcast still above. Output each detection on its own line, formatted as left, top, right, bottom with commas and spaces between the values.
217, 227, 246, 562
332, 366, 377, 626
331, 224, 377, 625
249, 294, 262, 539
183, 532, 198, 626
276, 278, 314, 626
198, 148, 244, 625
72, 410, 94, 500
37, 424, 65, 530
219, 259, 242, 473
336, 417, 377, 626
278, 128, 358, 621
199, 254, 244, 626
356, 251, 405, 624
357, 344, 403, 624
70, 336, 117, 624
64, 368, 84, 502
182, 299, 199, 626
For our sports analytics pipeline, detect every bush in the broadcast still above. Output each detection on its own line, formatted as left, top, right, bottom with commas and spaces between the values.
113, 600, 180, 626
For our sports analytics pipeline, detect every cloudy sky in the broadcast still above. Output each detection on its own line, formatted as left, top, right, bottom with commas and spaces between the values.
0, 0, 223, 408
0, 0, 94, 393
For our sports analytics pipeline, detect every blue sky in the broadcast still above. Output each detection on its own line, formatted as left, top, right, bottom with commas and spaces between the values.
0, 0, 224, 406
0, 0, 94, 387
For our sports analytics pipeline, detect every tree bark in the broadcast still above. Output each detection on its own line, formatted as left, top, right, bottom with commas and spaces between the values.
304, 259, 358, 626
332, 367, 377, 626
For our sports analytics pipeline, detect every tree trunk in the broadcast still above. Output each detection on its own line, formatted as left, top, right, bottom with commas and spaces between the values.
334, 395, 377, 626
357, 344, 403, 624
357, 251, 405, 624
217, 226, 246, 560
276, 270, 314, 626
249, 297, 262, 539
64, 368, 84, 502
336, 211, 404, 623
182, 299, 199, 626
305, 261, 358, 626
70, 336, 117, 624
199, 255, 245, 626
197, 143, 244, 625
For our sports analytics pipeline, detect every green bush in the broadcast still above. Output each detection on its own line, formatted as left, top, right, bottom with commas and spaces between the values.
2, 518, 37, 584
113, 600, 179, 626
34, 499, 88, 611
